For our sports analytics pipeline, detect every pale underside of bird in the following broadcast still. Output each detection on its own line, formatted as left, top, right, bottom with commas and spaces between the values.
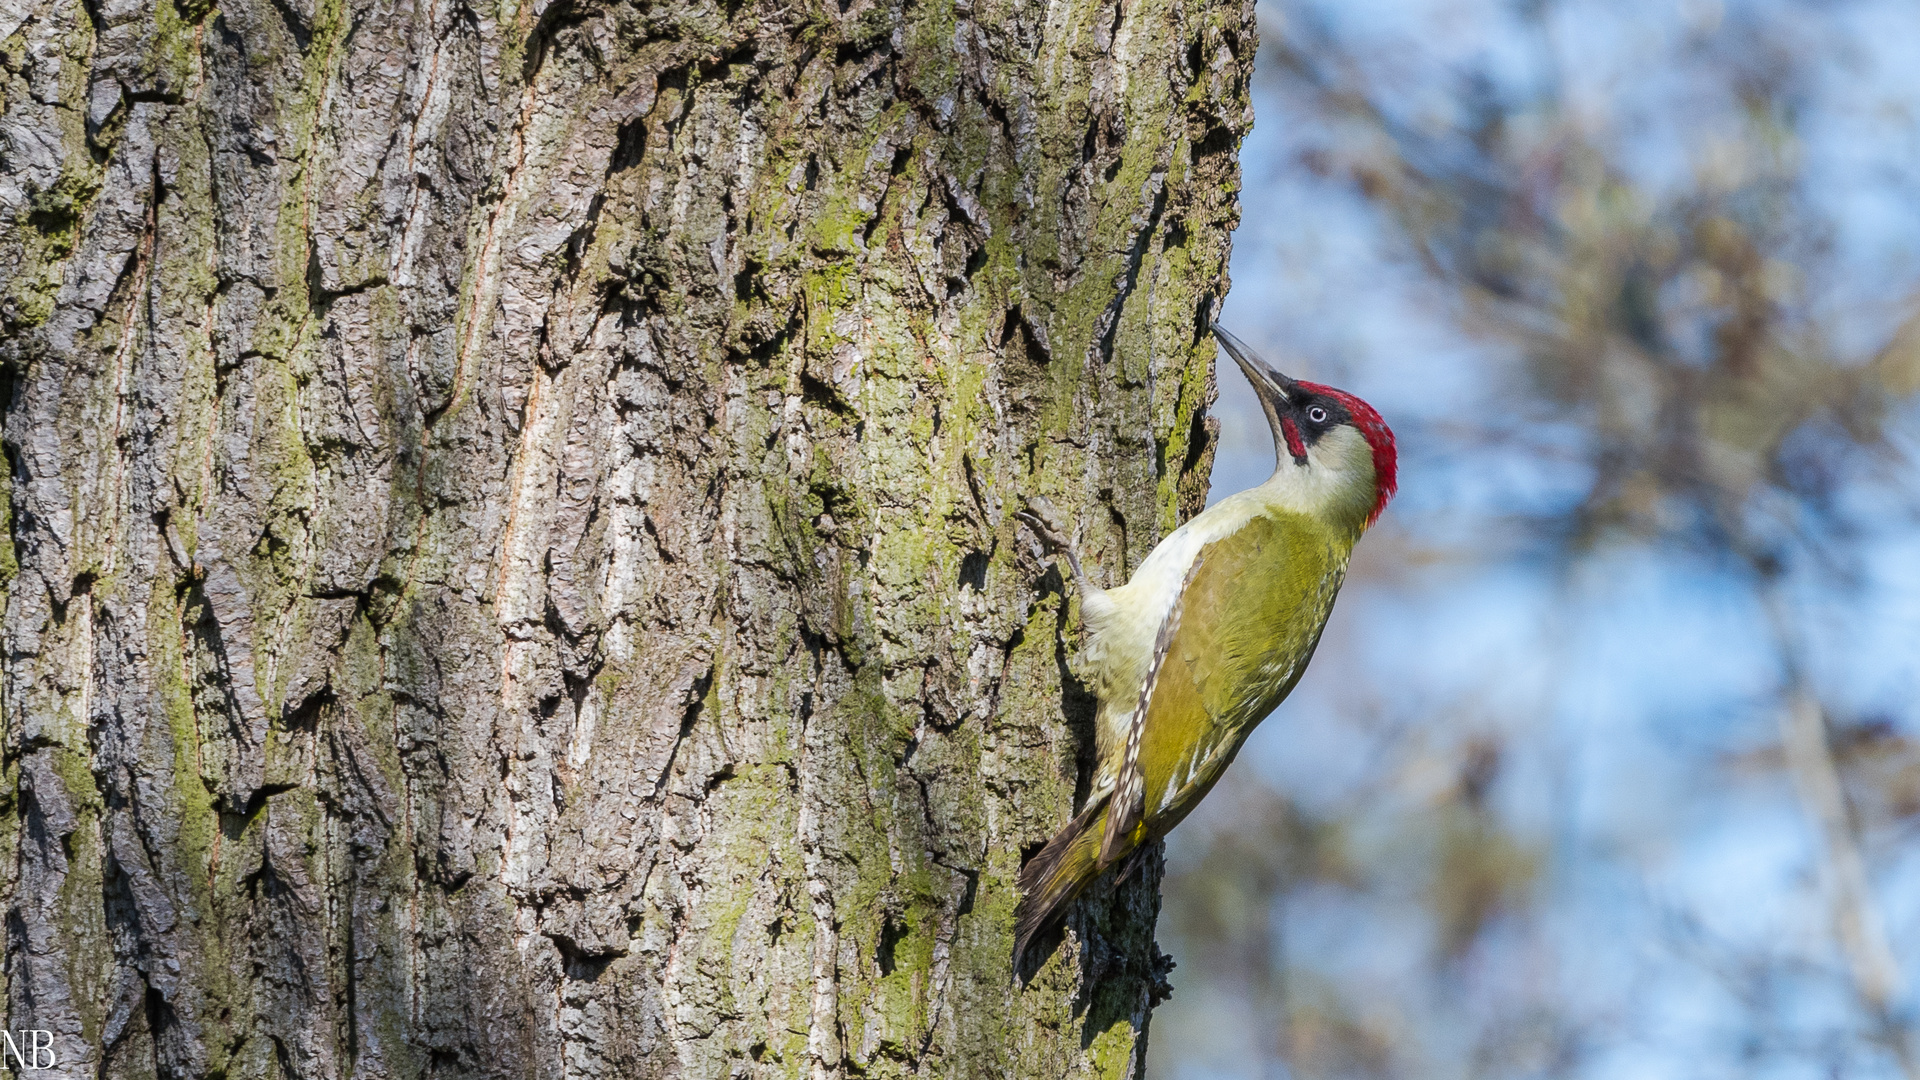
1013, 327, 1398, 964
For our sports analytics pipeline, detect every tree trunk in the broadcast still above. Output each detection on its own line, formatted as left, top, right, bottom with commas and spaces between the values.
0, 0, 1251, 1071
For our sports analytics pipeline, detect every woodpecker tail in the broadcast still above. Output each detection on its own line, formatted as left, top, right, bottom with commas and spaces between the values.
1014, 798, 1110, 965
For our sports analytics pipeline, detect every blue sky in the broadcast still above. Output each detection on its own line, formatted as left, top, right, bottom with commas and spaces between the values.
1151, 2, 1920, 1076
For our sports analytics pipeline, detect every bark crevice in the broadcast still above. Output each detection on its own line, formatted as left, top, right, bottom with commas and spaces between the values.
0, 0, 1254, 1073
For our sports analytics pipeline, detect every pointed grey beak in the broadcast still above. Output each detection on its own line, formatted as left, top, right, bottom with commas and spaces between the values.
1214, 325, 1309, 470
1213, 326, 1297, 405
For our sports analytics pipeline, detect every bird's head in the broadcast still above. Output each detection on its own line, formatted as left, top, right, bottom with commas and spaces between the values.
1214, 327, 1397, 533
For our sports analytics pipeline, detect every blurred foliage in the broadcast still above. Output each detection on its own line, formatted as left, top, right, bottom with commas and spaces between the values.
1285, 5, 1917, 561
1430, 743, 1540, 959
1155, 2, 1920, 1078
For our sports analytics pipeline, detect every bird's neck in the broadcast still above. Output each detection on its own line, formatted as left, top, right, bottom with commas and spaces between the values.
1254, 425, 1379, 539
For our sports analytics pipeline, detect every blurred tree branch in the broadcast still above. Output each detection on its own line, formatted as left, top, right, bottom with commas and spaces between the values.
1161, 1, 1920, 1076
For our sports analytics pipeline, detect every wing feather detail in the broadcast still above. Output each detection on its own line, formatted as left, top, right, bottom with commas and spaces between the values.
1118, 512, 1350, 857
1099, 552, 1205, 867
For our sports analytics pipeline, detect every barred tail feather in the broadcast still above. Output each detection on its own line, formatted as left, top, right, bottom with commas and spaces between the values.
1014, 798, 1109, 964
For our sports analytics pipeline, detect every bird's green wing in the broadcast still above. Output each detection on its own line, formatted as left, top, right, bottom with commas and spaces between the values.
1100, 510, 1349, 862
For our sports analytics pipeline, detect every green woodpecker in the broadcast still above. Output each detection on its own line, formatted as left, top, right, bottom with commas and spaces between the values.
1013, 327, 1397, 962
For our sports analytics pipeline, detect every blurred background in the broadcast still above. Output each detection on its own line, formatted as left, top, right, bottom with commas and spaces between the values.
1149, 1, 1920, 1077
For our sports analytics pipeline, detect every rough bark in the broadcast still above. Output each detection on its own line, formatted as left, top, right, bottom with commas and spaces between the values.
0, 0, 1252, 1072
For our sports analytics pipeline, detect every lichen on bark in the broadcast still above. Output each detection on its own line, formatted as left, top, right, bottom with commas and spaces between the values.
0, 0, 1254, 1072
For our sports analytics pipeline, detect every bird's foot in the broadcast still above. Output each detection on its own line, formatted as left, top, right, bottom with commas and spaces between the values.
1016, 496, 1089, 588
1015, 496, 1074, 554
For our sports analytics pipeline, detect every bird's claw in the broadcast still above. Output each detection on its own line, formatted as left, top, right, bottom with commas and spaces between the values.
1017, 496, 1091, 589
1016, 496, 1073, 553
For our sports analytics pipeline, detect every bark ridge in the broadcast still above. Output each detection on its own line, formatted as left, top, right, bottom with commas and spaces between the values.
0, 0, 1254, 1073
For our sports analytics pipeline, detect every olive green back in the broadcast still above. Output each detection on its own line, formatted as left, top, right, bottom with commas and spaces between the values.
1114, 510, 1352, 849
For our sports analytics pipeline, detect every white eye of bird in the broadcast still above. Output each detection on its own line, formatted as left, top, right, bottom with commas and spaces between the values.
1307, 406, 1329, 424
